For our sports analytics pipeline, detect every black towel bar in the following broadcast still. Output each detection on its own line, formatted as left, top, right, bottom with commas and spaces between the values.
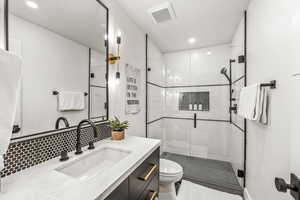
260, 80, 276, 89
52, 91, 88, 96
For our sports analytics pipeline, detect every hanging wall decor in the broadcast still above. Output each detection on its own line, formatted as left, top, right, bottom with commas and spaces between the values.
125, 64, 141, 114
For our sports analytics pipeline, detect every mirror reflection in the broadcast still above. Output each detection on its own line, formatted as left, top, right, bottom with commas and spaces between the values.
8, 0, 108, 137
0, 0, 5, 49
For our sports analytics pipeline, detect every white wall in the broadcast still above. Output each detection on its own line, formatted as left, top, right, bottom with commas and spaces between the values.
236, 0, 297, 199
9, 15, 89, 136
290, 0, 300, 184
103, 0, 148, 137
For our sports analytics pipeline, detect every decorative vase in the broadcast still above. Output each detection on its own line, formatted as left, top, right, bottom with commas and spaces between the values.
112, 130, 125, 140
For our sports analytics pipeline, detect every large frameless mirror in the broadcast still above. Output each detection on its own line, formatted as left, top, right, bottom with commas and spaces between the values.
8, 0, 109, 139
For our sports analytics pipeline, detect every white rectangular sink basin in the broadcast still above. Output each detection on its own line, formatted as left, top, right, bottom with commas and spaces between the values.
56, 147, 131, 180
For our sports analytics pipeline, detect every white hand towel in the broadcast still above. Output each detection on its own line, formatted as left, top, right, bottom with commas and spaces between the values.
259, 88, 269, 125
238, 84, 261, 120
0, 49, 22, 170
58, 91, 85, 111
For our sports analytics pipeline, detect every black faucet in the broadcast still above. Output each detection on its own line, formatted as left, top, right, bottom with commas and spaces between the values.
55, 117, 70, 161
75, 119, 99, 155
55, 117, 70, 129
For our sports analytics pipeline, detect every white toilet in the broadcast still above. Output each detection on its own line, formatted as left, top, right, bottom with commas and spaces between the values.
159, 159, 183, 200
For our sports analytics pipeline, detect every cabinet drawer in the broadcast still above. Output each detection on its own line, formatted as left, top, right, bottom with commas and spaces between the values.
138, 174, 159, 200
129, 148, 159, 200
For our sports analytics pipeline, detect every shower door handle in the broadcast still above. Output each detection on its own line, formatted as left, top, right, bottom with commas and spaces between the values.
194, 113, 197, 128
275, 174, 300, 199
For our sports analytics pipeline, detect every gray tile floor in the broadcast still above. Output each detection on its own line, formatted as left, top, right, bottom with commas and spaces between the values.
161, 152, 244, 197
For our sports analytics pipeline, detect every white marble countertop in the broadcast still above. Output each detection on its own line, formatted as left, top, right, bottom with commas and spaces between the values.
0, 136, 161, 200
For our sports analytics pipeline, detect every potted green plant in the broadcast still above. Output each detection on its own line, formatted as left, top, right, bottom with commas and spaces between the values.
108, 116, 129, 140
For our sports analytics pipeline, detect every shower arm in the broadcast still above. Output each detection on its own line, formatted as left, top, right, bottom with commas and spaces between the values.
223, 73, 231, 82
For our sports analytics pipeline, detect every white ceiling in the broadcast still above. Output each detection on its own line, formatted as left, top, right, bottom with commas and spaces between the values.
10, 0, 107, 52
116, 0, 249, 53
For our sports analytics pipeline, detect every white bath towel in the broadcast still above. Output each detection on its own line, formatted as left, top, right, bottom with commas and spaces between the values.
0, 49, 22, 170
58, 91, 85, 111
238, 84, 261, 120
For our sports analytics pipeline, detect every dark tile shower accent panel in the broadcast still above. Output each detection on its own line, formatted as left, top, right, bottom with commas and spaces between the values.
179, 92, 210, 111
0, 123, 111, 178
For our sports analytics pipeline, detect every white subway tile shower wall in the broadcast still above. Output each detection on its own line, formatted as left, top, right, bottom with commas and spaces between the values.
163, 118, 231, 161
164, 51, 191, 86
148, 84, 165, 121
148, 39, 166, 87
90, 50, 106, 87
231, 18, 245, 82
147, 37, 166, 146
164, 45, 230, 87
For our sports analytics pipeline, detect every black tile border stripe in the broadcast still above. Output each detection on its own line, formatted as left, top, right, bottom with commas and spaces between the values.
147, 81, 229, 89
147, 117, 164, 125
166, 84, 229, 88
147, 82, 164, 88
90, 85, 107, 88
147, 116, 230, 125
165, 117, 230, 122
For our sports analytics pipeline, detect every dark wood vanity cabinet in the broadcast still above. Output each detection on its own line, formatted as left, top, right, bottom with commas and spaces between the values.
104, 179, 129, 200
104, 147, 159, 200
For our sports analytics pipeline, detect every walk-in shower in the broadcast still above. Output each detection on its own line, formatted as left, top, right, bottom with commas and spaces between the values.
146, 34, 246, 197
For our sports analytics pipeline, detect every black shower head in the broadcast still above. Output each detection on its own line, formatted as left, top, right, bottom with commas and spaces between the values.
220, 67, 231, 82
220, 67, 227, 75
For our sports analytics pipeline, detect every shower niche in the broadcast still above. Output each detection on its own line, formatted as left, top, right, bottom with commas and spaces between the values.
179, 92, 210, 111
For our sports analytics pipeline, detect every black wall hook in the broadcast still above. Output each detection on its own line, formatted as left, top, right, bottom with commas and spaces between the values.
52, 91, 88, 96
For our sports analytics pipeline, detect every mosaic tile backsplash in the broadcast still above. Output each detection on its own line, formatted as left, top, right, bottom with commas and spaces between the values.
0, 123, 111, 178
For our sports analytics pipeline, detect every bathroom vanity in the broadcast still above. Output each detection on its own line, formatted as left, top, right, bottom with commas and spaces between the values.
0, 137, 160, 200
104, 147, 159, 200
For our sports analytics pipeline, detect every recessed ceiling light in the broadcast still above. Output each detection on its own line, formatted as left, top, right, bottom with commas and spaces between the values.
188, 37, 196, 44
206, 51, 212, 55
25, 1, 39, 9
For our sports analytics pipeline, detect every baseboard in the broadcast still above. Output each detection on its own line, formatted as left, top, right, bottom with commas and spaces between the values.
244, 188, 253, 200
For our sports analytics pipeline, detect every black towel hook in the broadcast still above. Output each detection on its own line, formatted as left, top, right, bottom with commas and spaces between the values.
52, 91, 88, 96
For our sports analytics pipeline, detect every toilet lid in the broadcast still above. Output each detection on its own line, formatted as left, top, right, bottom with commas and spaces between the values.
160, 159, 183, 176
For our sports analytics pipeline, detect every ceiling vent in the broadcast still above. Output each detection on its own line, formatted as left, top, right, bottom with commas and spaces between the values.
148, 2, 176, 24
